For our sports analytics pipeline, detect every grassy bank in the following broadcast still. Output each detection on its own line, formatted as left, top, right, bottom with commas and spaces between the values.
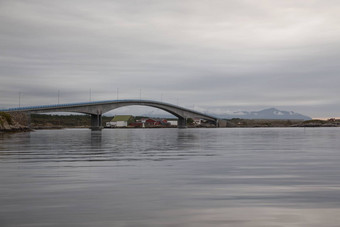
0, 112, 13, 127
31, 114, 112, 128
225, 118, 304, 127
224, 118, 340, 127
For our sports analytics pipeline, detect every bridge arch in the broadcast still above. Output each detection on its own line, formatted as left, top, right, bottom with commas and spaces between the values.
1, 99, 220, 129
101, 103, 183, 119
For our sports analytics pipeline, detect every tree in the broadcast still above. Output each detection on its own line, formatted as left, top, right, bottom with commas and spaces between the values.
187, 118, 194, 125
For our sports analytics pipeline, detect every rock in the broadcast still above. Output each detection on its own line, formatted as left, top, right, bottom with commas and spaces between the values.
0, 112, 30, 132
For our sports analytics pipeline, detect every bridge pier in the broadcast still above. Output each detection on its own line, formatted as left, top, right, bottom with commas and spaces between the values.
90, 114, 103, 130
178, 117, 187, 128
217, 119, 227, 127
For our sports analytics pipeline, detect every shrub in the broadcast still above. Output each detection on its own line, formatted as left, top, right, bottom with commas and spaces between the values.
0, 112, 13, 126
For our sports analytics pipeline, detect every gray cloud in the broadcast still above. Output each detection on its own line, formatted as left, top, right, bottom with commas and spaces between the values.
1, 0, 340, 117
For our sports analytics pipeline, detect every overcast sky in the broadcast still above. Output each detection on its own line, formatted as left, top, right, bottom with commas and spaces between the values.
1, 0, 339, 117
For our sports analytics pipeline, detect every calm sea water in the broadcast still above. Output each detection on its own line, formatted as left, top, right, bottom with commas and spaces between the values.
1, 128, 340, 227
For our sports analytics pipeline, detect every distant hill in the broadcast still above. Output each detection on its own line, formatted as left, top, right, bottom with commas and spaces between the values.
216, 108, 312, 120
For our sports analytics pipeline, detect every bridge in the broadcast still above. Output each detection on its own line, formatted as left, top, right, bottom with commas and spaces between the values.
0, 99, 224, 129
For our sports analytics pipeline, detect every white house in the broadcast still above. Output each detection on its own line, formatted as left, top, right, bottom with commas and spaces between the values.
167, 120, 178, 126
106, 115, 134, 128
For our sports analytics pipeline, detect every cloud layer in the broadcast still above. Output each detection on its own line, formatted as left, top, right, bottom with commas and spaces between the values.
1, 0, 339, 117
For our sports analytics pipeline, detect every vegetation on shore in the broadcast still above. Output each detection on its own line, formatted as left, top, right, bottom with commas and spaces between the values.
31, 114, 340, 128
0, 111, 30, 132
2, 113, 339, 131
30, 114, 113, 128
224, 118, 340, 127
294, 119, 340, 127
0, 112, 13, 127
225, 118, 303, 127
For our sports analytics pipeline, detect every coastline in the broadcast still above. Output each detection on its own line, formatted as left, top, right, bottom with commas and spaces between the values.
0, 112, 30, 133
1, 111, 339, 133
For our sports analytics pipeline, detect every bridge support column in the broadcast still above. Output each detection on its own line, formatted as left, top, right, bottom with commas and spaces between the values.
90, 114, 103, 130
217, 119, 227, 127
178, 117, 187, 128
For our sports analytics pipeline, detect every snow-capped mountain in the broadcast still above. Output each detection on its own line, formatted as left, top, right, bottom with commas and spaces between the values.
216, 108, 311, 120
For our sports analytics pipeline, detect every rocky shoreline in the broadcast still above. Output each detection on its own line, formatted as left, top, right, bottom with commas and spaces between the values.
0, 112, 31, 132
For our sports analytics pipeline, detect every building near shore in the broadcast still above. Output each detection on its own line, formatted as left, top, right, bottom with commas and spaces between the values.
140, 118, 170, 127
167, 120, 178, 126
106, 115, 134, 127
193, 118, 202, 126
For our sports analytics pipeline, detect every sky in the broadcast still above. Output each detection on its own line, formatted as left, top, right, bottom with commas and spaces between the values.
0, 0, 339, 118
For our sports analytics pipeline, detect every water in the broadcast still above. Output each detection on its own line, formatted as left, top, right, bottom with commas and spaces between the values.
1, 128, 340, 227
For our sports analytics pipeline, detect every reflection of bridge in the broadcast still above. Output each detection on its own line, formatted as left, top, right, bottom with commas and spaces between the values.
1, 99, 223, 129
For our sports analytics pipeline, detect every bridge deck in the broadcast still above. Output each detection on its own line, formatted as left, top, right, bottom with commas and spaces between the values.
0, 99, 218, 122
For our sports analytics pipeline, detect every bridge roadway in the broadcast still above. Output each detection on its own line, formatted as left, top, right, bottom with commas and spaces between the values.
0, 99, 222, 130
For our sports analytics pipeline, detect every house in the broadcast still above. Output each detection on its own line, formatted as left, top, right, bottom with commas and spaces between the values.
106, 115, 134, 127
194, 118, 202, 125
142, 118, 170, 127
145, 118, 157, 127
167, 120, 178, 126
129, 122, 143, 127
160, 119, 169, 126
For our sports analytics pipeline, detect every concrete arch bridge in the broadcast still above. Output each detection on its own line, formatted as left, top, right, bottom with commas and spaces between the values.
1, 99, 224, 129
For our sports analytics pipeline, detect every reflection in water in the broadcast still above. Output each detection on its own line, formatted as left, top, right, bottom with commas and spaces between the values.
90, 130, 102, 148
0, 128, 340, 227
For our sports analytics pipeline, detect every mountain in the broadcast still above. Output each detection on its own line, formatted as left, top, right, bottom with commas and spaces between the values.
215, 108, 311, 120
